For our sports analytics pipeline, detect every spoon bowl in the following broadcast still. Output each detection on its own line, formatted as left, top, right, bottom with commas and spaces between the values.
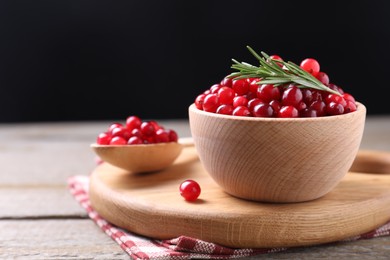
91, 137, 193, 173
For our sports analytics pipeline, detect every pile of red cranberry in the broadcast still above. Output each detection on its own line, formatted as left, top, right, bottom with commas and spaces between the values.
194, 57, 357, 118
96, 115, 178, 145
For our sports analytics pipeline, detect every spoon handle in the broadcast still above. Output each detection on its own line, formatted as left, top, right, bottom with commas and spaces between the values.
350, 150, 390, 174
179, 137, 195, 148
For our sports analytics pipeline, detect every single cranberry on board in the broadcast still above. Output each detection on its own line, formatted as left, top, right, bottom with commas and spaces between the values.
179, 180, 201, 201
194, 46, 357, 118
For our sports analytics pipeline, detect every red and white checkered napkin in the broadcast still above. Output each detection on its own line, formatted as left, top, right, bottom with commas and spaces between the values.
68, 175, 390, 260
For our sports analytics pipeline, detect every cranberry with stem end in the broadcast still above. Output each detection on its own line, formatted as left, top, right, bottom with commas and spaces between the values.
310, 101, 326, 117
300, 58, 320, 75
315, 72, 329, 85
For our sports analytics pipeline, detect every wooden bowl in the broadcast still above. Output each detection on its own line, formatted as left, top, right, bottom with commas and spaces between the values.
188, 102, 366, 203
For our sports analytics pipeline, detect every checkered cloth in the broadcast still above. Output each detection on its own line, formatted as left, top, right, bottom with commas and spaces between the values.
68, 175, 390, 260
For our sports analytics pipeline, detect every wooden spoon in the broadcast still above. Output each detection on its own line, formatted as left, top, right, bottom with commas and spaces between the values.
90, 137, 194, 173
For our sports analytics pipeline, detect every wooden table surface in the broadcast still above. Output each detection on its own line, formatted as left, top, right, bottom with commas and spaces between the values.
1, 117, 390, 259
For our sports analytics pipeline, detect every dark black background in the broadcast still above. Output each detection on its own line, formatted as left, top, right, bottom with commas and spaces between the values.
1, 1, 389, 122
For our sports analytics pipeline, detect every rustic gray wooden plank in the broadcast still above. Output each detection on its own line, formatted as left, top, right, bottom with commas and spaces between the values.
360, 116, 390, 151
0, 186, 86, 218
0, 220, 129, 259
0, 220, 389, 259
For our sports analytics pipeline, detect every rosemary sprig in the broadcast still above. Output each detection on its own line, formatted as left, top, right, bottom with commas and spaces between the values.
229, 46, 340, 95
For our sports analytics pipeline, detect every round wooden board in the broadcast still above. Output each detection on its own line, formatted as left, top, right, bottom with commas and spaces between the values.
89, 147, 390, 248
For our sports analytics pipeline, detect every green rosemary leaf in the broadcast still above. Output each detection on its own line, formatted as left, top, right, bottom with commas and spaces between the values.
259, 78, 292, 85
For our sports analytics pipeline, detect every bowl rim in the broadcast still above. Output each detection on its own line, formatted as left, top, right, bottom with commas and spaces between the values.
189, 102, 366, 122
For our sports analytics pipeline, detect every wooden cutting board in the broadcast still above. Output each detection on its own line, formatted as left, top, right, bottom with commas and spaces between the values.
89, 147, 390, 248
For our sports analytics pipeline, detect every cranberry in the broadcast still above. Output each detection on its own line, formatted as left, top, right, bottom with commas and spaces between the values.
269, 54, 284, 67
126, 116, 142, 131
248, 98, 264, 112
195, 94, 206, 110
140, 121, 155, 137
252, 103, 274, 117
167, 129, 178, 142
310, 101, 326, 117
325, 94, 347, 108
345, 100, 357, 113
342, 93, 355, 103
328, 83, 344, 94
232, 96, 248, 108
257, 84, 280, 103
302, 89, 314, 104
127, 136, 143, 145
300, 58, 320, 75
131, 128, 144, 139
315, 72, 330, 85
108, 123, 123, 133
326, 102, 344, 115
232, 79, 249, 96
218, 87, 235, 105
111, 126, 132, 140
220, 77, 233, 87
109, 136, 127, 145
232, 106, 250, 117
249, 78, 261, 93
97, 132, 111, 145
203, 94, 219, 112
269, 100, 281, 116
210, 84, 221, 94
179, 180, 201, 201
278, 106, 299, 118
216, 104, 234, 115
155, 129, 170, 143
281, 85, 303, 107
300, 108, 318, 117
296, 101, 307, 111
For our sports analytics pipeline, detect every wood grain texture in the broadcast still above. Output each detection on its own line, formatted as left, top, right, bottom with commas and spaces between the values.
0, 186, 86, 218
188, 103, 366, 202
0, 220, 128, 259
91, 142, 184, 173
89, 146, 390, 248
